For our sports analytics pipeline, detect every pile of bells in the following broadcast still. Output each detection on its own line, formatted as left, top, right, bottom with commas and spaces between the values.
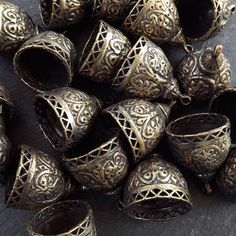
0, 0, 236, 235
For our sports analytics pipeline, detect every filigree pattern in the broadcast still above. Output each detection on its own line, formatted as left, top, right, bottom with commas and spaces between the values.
166, 113, 231, 182
123, 0, 183, 44
64, 135, 128, 191
0, 1, 36, 52
6, 145, 68, 210
79, 20, 131, 83
104, 99, 169, 162
35, 88, 100, 151
113, 37, 181, 100
27, 201, 97, 236
122, 156, 192, 220
178, 46, 231, 101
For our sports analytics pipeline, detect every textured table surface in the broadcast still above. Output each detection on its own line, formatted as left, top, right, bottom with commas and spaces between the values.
0, 1, 236, 236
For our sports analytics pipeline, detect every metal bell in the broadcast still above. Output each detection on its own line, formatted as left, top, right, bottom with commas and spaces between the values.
121, 154, 192, 220
104, 99, 171, 163
27, 200, 97, 236
79, 20, 131, 83
5, 145, 72, 210
178, 45, 231, 102
13, 31, 77, 92
0, 1, 37, 54
176, 0, 236, 41
39, 0, 88, 29
216, 149, 236, 201
112, 36, 191, 104
123, 0, 188, 47
64, 130, 129, 193
35, 87, 101, 151
166, 113, 231, 193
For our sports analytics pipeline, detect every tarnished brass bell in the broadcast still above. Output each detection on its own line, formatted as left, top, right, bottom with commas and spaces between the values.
104, 99, 171, 163
64, 130, 129, 193
209, 88, 236, 143
0, 1, 37, 54
13, 31, 77, 92
39, 0, 88, 29
178, 45, 231, 102
79, 20, 131, 83
123, 0, 188, 47
216, 149, 236, 201
176, 0, 236, 42
112, 37, 191, 104
35, 87, 101, 151
5, 145, 72, 210
166, 113, 231, 193
121, 154, 192, 220
27, 200, 97, 236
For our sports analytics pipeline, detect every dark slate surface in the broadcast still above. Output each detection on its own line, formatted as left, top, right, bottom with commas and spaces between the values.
0, 1, 236, 236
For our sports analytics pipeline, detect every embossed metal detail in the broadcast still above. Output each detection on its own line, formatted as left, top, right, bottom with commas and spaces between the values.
40, 0, 88, 29
35, 87, 101, 151
13, 31, 77, 92
79, 20, 131, 83
166, 113, 231, 184
64, 134, 129, 192
0, 1, 36, 53
113, 37, 189, 102
121, 155, 192, 220
5, 145, 69, 210
178, 45, 231, 102
104, 99, 171, 163
123, 0, 186, 45
27, 201, 97, 236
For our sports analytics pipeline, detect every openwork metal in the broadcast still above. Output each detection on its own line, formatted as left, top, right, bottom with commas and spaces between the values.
121, 155, 192, 220
35, 87, 101, 151
166, 113, 231, 189
123, 0, 187, 46
39, 0, 88, 29
5, 145, 70, 210
104, 99, 171, 163
79, 20, 131, 83
13, 31, 77, 92
0, 1, 37, 53
178, 45, 231, 102
27, 200, 97, 236
64, 133, 129, 192
113, 36, 191, 104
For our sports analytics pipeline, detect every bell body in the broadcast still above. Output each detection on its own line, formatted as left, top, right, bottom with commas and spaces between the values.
178, 45, 231, 102
35, 87, 101, 151
27, 201, 97, 236
0, 1, 37, 53
121, 155, 192, 220
166, 113, 231, 185
104, 99, 171, 163
79, 20, 131, 83
40, 0, 88, 29
123, 0, 187, 46
113, 37, 189, 103
5, 145, 70, 210
64, 133, 129, 192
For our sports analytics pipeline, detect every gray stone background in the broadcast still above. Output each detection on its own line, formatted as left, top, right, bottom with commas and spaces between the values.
0, 0, 236, 235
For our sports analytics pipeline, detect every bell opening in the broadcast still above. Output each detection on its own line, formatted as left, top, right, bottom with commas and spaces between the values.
79, 21, 104, 70
35, 96, 67, 150
210, 91, 236, 142
40, 0, 53, 26
15, 48, 69, 91
167, 113, 227, 136
176, 0, 214, 39
32, 208, 87, 235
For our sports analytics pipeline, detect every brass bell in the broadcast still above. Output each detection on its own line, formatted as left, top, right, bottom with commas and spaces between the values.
178, 45, 231, 102
176, 0, 236, 41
